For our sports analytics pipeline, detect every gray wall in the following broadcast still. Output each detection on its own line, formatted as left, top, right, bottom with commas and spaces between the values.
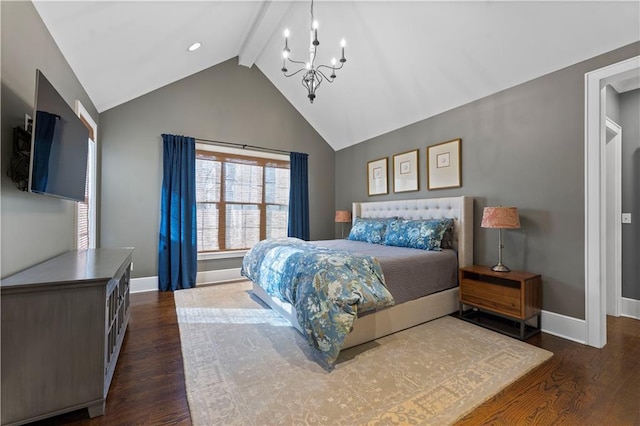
620, 89, 640, 300
98, 58, 335, 279
1, 2, 98, 278
336, 42, 640, 320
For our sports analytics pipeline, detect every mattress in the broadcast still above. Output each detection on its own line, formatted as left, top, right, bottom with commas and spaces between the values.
309, 239, 458, 305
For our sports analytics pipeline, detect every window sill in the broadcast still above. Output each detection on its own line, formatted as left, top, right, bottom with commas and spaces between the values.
198, 250, 247, 261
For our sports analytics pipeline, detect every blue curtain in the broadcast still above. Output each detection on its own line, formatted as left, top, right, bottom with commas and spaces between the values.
31, 111, 59, 192
158, 134, 197, 291
288, 152, 310, 240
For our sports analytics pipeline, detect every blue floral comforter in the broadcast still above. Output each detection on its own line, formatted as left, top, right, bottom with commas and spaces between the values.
241, 237, 395, 363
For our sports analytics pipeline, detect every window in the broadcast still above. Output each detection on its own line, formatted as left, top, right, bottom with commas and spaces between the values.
196, 145, 289, 253
76, 138, 96, 249
75, 101, 97, 250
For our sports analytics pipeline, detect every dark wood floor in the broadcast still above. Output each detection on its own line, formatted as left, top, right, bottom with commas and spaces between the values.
33, 290, 640, 426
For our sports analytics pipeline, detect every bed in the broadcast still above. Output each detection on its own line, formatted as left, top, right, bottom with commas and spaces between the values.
245, 196, 473, 361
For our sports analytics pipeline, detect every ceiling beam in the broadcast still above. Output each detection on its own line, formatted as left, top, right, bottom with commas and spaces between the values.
238, 1, 293, 68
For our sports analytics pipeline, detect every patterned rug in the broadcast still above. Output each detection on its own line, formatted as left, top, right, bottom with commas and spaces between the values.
174, 281, 552, 425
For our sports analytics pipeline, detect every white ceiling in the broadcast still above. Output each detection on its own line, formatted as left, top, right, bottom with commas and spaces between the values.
33, 1, 640, 151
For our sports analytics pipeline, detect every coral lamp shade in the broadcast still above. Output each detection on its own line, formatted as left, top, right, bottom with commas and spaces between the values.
335, 210, 352, 223
481, 207, 520, 229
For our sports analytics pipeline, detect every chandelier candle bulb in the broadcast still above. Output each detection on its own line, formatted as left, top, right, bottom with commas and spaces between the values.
312, 21, 319, 45
283, 30, 289, 52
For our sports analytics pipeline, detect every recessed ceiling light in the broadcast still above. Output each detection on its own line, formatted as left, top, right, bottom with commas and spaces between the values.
187, 42, 202, 52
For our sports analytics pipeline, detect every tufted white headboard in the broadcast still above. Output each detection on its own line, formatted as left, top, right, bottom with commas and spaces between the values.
352, 196, 474, 267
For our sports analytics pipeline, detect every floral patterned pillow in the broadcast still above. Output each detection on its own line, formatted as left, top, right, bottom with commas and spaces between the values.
347, 217, 393, 244
384, 218, 453, 251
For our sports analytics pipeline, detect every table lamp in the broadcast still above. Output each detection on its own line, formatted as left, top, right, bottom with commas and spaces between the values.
335, 210, 352, 238
481, 206, 521, 272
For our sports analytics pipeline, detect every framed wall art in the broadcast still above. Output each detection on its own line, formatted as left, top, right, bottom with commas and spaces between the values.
367, 157, 388, 196
393, 149, 419, 193
427, 138, 461, 190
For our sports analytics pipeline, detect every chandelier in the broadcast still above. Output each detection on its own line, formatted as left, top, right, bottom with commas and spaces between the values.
281, 0, 347, 103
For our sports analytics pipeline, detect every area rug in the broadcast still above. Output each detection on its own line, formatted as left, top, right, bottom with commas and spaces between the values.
175, 281, 552, 426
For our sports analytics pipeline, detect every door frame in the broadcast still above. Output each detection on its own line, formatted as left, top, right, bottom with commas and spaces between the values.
605, 117, 622, 317
584, 55, 639, 348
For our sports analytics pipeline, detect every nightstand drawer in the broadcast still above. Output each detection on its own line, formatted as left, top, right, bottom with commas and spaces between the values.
460, 278, 521, 317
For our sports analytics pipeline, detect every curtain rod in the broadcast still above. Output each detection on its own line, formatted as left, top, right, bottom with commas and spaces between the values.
194, 137, 291, 155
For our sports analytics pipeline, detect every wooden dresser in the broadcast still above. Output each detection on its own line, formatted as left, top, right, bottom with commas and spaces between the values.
1, 248, 133, 425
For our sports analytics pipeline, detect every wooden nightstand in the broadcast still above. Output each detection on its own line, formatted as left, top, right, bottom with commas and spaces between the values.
459, 265, 542, 340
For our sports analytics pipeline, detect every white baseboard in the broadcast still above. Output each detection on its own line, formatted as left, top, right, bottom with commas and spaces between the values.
130, 276, 158, 294
621, 297, 640, 320
540, 310, 586, 344
131, 268, 243, 293
196, 268, 243, 285
539, 303, 639, 344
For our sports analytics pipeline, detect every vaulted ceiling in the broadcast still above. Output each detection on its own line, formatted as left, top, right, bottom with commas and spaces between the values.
33, 1, 640, 151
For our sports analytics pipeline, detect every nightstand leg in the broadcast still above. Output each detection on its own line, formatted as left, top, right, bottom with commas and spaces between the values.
536, 314, 542, 336
520, 321, 525, 340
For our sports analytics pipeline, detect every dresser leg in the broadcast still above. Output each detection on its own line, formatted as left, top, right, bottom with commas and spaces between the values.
87, 400, 105, 418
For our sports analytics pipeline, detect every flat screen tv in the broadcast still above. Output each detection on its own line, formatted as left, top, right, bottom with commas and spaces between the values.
28, 69, 88, 202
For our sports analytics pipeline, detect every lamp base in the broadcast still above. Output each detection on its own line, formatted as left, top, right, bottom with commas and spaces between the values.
491, 263, 511, 272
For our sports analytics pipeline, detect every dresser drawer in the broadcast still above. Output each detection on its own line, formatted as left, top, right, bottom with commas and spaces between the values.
460, 278, 521, 318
